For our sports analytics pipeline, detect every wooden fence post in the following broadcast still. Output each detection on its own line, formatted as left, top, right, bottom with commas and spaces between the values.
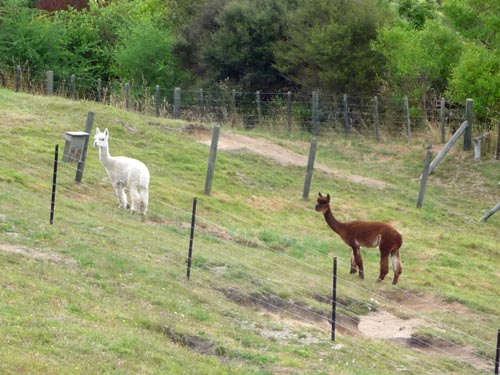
97, 78, 102, 102
174, 87, 181, 119
154, 85, 161, 117
256, 90, 262, 125
125, 83, 130, 110
71, 75, 76, 100
343, 94, 350, 137
231, 89, 236, 128
204, 125, 220, 196
312, 91, 320, 136
302, 139, 318, 200
464, 99, 473, 151
440, 97, 446, 143
287, 91, 292, 132
404, 96, 411, 143
480, 202, 500, 222
75, 111, 95, 183
46, 71, 54, 96
199, 89, 205, 118
15, 65, 21, 92
373, 95, 380, 141
417, 145, 432, 208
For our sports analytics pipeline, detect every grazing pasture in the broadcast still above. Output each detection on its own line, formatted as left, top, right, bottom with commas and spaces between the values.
0, 89, 499, 374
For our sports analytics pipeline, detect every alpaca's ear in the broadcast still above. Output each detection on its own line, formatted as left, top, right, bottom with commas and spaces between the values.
104, 128, 109, 137
96, 127, 101, 134
327, 194, 330, 201
319, 192, 323, 197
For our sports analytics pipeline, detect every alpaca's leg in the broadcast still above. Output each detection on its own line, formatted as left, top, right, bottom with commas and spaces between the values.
129, 185, 141, 213
114, 182, 128, 209
350, 254, 357, 274
139, 188, 149, 215
391, 249, 403, 285
351, 246, 364, 279
377, 252, 390, 282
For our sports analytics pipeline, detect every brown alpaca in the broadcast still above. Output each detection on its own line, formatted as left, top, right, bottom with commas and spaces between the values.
315, 193, 403, 285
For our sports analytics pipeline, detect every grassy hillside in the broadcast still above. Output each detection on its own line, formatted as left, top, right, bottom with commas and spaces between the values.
0, 88, 499, 375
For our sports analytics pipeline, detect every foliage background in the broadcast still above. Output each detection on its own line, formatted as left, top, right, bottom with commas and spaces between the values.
1, 0, 500, 115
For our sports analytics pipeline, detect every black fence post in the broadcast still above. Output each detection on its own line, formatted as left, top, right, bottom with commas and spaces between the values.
331, 256, 338, 341
50, 145, 59, 225
187, 197, 198, 280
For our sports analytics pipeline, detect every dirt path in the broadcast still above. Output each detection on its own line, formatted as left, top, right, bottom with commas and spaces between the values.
187, 126, 387, 189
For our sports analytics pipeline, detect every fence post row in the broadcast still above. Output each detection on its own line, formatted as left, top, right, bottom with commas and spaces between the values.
14, 71, 500, 155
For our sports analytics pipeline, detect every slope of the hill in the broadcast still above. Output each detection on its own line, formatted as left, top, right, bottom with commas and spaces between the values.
0, 89, 499, 374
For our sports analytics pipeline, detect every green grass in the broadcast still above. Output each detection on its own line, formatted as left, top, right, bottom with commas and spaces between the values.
0, 88, 499, 374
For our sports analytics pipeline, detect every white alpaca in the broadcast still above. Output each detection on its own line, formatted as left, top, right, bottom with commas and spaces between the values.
94, 127, 150, 215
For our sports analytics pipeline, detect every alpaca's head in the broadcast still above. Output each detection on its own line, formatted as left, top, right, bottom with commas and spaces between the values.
315, 192, 331, 213
94, 127, 109, 149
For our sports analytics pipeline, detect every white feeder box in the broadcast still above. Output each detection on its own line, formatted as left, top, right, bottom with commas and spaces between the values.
63, 131, 89, 162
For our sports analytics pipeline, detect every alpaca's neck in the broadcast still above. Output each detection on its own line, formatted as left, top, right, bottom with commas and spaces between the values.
324, 208, 346, 237
98, 143, 115, 167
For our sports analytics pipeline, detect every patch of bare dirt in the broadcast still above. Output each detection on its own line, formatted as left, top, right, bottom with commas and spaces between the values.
185, 125, 387, 189
221, 286, 492, 372
0, 243, 76, 264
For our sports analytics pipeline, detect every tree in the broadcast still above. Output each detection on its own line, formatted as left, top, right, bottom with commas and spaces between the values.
273, 0, 394, 94
175, 0, 291, 91
448, 44, 500, 117
373, 20, 462, 98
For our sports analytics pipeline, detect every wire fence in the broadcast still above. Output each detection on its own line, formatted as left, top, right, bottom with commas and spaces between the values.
5, 62, 500, 144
